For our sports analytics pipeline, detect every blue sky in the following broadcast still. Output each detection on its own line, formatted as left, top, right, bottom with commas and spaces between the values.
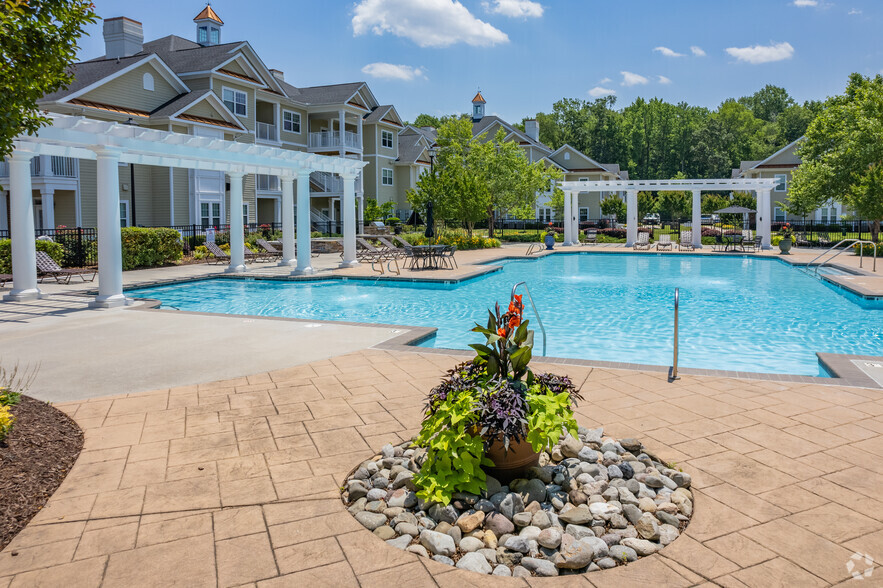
78, 0, 882, 123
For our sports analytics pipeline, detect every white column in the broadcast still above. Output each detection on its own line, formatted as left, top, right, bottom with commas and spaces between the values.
279, 174, 295, 266
339, 172, 358, 267
759, 189, 772, 249
293, 170, 314, 275
625, 190, 638, 246
40, 189, 55, 232
692, 189, 702, 248
91, 148, 127, 308
4, 150, 41, 302
562, 190, 573, 246
0, 189, 8, 232
226, 171, 246, 273
571, 192, 580, 243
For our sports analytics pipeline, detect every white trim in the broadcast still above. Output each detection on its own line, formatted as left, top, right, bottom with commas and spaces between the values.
380, 129, 394, 149
738, 137, 803, 177
381, 167, 393, 186
119, 200, 130, 227
774, 173, 788, 192
282, 109, 301, 133
222, 86, 248, 117
166, 91, 247, 131
557, 178, 778, 191
60, 54, 189, 102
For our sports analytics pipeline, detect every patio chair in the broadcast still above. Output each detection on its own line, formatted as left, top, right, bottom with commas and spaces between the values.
35, 251, 96, 284
740, 235, 762, 252
439, 245, 458, 269
205, 242, 229, 264
656, 234, 673, 251
711, 235, 726, 252
375, 236, 408, 260
795, 232, 811, 247
0, 274, 12, 287
256, 239, 283, 260
354, 237, 400, 275
818, 232, 832, 248
678, 231, 694, 251
633, 232, 650, 250
584, 229, 598, 245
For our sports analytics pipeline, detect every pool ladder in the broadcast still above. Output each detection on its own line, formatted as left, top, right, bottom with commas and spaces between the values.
669, 288, 680, 382
525, 243, 544, 256
511, 282, 547, 356
803, 239, 877, 275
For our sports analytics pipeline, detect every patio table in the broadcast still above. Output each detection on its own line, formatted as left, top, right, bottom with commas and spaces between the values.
723, 235, 744, 251
410, 245, 447, 269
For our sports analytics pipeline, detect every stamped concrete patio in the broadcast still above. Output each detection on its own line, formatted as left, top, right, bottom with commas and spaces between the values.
1, 348, 882, 587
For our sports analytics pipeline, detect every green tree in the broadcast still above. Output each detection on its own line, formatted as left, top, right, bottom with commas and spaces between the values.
0, 0, 97, 157
791, 73, 883, 241
362, 198, 395, 221
637, 191, 656, 219
738, 85, 795, 122
546, 187, 565, 221
600, 195, 626, 223
702, 193, 730, 215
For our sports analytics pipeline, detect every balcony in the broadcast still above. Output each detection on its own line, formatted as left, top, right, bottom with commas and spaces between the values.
309, 131, 361, 151
0, 156, 78, 178
255, 121, 278, 143
256, 174, 280, 192
310, 171, 362, 195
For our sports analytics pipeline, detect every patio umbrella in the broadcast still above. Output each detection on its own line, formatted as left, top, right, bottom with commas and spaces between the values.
424, 201, 435, 238
714, 206, 755, 232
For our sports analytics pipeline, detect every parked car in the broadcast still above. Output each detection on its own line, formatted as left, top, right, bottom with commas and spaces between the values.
700, 214, 720, 224
643, 213, 660, 224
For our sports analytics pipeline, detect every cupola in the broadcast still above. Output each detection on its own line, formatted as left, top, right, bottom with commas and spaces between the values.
194, 4, 223, 46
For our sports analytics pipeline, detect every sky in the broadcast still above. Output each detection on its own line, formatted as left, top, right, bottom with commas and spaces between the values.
78, 0, 883, 124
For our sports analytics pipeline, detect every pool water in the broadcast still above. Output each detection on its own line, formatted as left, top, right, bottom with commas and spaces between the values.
128, 253, 883, 377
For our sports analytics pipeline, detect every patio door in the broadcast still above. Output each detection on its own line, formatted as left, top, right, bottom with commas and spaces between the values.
191, 127, 225, 227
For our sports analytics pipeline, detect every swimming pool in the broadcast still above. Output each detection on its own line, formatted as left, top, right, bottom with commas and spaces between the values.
128, 253, 883, 377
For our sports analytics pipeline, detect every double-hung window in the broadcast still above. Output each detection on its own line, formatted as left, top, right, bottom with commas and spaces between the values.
119, 202, 129, 228
381, 168, 393, 186
201, 202, 221, 227
774, 174, 787, 192
282, 110, 301, 133
381, 130, 393, 149
222, 88, 247, 116
243, 204, 249, 227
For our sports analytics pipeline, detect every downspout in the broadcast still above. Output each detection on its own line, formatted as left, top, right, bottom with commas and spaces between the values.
130, 163, 137, 227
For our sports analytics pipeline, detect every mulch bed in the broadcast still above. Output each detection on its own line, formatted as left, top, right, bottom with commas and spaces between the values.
0, 396, 83, 551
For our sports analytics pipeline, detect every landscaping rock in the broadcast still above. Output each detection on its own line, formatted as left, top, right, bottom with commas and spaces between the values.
428, 504, 458, 525
635, 513, 660, 540
373, 525, 396, 540
512, 565, 531, 578
521, 478, 547, 505
386, 535, 412, 550
521, 557, 559, 577
432, 555, 455, 566
457, 552, 493, 574
456, 510, 485, 533
537, 527, 562, 549
492, 565, 512, 576
554, 536, 595, 569
484, 512, 514, 537
503, 536, 531, 554
560, 434, 584, 459
558, 507, 592, 525
512, 512, 533, 527
420, 529, 456, 557
406, 544, 428, 558
459, 537, 484, 553
621, 537, 660, 556
531, 510, 551, 530
609, 545, 638, 562
499, 493, 525, 520
354, 511, 387, 531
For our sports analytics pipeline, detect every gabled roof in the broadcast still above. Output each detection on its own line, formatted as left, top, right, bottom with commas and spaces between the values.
194, 5, 223, 24
548, 144, 624, 179
396, 133, 430, 165
473, 115, 550, 153
148, 89, 245, 131
363, 104, 402, 126
283, 81, 365, 106
734, 137, 803, 177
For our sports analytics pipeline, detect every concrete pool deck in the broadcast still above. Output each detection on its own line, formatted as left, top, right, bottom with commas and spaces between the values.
1, 349, 883, 587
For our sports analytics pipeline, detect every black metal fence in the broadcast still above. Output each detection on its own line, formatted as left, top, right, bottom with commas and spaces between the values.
0, 227, 98, 267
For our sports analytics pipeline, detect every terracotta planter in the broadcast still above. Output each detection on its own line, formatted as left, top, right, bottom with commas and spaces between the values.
779, 237, 792, 254
483, 435, 540, 483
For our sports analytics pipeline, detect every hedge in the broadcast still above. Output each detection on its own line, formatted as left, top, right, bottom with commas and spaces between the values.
0, 239, 64, 273
399, 233, 501, 250
121, 227, 183, 270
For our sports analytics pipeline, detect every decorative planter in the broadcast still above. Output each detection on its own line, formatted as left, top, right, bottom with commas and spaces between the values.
544, 234, 556, 250
393, 225, 402, 235
483, 435, 540, 483
779, 238, 792, 254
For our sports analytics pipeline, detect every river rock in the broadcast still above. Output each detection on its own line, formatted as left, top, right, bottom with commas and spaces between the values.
386, 535, 412, 550
485, 513, 514, 536
558, 507, 592, 525
492, 565, 512, 576
499, 493, 525, 520
621, 537, 661, 556
554, 536, 595, 569
354, 511, 387, 531
420, 529, 456, 557
458, 536, 484, 553
456, 510, 485, 533
456, 552, 492, 574
521, 557, 559, 577
521, 478, 547, 505
560, 434, 584, 459
636, 513, 660, 540
609, 545, 638, 562
537, 527, 562, 549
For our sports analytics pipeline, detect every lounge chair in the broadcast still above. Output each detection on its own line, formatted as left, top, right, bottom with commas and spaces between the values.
205, 242, 229, 264
256, 239, 283, 260
678, 231, 694, 251
0, 274, 12, 287
584, 229, 598, 245
633, 232, 650, 250
375, 236, 408, 260
354, 237, 400, 275
818, 232, 832, 248
656, 234, 673, 251
35, 251, 96, 284
795, 232, 810, 247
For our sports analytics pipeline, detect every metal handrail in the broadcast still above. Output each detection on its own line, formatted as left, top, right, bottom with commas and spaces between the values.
669, 288, 680, 382
525, 243, 543, 256
805, 239, 877, 274
511, 281, 546, 356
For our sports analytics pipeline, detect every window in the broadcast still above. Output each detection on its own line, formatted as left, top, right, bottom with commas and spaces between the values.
381, 130, 394, 149
222, 88, 247, 116
210, 27, 219, 44
538, 208, 552, 223
198, 26, 208, 44
142, 73, 154, 91
579, 208, 589, 222
282, 110, 301, 133
257, 174, 280, 192
774, 174, 787, 192
473, 105, 481, 118
119, 201, 129, 228
243, 203, 250, 226
200, 202, 221, 227
774, 206, 785, 222
564, 152, 570, 161
381, 168, 393, 186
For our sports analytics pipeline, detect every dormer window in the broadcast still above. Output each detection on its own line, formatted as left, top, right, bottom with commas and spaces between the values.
564, 152, 570, 161
142, 72, 154, 91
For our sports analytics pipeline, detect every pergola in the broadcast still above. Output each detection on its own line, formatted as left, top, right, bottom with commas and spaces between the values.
557, 178, 780, 249
3, 113, 366, 307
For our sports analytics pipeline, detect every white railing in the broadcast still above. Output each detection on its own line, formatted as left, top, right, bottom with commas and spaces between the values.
0, 156, 77, 178
255, 121, 278, 142
256, 174, 280, 192
310, 171, 343, 193
308, 130, 361, 150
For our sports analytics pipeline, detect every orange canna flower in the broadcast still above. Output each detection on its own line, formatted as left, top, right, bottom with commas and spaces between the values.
497, 327, 507, 337
508, 316, 520, 329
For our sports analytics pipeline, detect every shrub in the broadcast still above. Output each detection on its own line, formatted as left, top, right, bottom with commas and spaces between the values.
386, 217, 401, 225
0, 239, 65, 273
0, 388, 21, 407
120, 227, 183, 270
399, 232, 501, 250
854, 243, 881, 257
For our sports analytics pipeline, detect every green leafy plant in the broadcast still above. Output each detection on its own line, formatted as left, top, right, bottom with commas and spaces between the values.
120, 227, 183, 270
525, 388, 579, 452
0, 239, 64, 273
0, 388, 21, 406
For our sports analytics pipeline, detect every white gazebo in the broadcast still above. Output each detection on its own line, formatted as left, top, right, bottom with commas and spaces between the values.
3, 113, 366, 307
557, 178, 779, 249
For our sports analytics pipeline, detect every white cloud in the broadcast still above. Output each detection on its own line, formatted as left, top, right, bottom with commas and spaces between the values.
654, 46, 684, 58
690, 46, 706, 57
352, 0, 509, 48
588, 86, 616, 97
658, 75, 672, 85
792, 0, 817, 5
361, 62, 426, 81
621, 71, 649, 86
484, 0, 543, 18
726, 41, 795, 64
599, 77, 612, 84
848, 8, 862, 15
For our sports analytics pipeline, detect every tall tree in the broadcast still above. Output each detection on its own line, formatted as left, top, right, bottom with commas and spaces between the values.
738, 85, 796, 122
0, 0, 96, 157
791, 73, 883, 241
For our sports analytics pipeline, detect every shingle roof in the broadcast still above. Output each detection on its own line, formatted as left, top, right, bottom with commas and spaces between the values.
39, 55, 151, 102
287, 82, 365, 106
148, 89, 212, 118
363, 105, 393, 123
396, 133, 428, 165
142, 37, 241, 75
472, 115, 551, 152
